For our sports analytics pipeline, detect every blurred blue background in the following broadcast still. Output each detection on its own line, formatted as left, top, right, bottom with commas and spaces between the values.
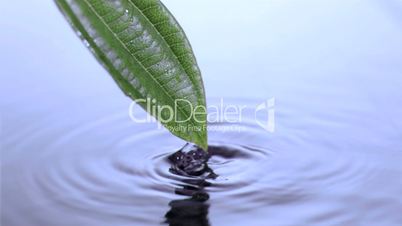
2, 0, 402, 146
2, 0, 401, 107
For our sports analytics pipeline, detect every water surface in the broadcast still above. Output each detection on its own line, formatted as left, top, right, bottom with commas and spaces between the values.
3, 96, 402, 225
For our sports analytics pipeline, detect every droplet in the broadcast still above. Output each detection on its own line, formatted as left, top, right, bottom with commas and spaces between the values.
83, 39, 90, 47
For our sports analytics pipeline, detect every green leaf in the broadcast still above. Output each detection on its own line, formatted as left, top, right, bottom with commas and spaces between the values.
55, 0, 207, 150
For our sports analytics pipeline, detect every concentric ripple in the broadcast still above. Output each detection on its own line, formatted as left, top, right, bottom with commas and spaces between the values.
3, 99, 402, 226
